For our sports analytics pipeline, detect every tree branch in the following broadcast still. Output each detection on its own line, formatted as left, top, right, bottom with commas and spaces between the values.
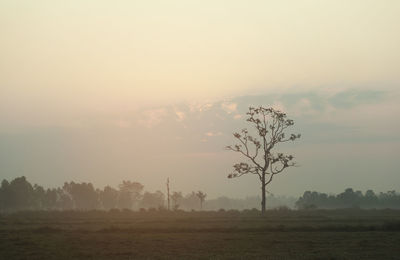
226, 130, 263, 170
227, 106, 300, 193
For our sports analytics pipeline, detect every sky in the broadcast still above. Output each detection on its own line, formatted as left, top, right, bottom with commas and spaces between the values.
1, 0, 399, 198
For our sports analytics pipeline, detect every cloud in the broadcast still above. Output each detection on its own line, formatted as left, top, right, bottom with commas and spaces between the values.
289, 98, 321, 117
270, 101, 286, 113
137, 108, 167, 128
188, 102, 214, 113
205, 131, 223, 137
232, 89, 388, 118
174, 110, 186, 122
328, 89, 385, 109
221, 102, 238, 114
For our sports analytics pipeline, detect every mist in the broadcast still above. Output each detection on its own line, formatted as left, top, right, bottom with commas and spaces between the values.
1, 0, 400, 198
1, 91, 399, 199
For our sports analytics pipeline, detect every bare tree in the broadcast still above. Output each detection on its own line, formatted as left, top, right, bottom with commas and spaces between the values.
226, 106, 300, 214
196, 191, 207, 210
166, 178, 170, 210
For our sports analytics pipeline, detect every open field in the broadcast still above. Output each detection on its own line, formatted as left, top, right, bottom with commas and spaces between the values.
1, 209, 400, 259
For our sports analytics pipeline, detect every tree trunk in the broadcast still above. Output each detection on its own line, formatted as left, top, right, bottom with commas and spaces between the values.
167, 178, 170, 211
261, 173, 266, 214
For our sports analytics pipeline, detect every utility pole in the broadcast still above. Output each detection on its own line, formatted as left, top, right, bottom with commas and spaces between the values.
166, 178, 170, 210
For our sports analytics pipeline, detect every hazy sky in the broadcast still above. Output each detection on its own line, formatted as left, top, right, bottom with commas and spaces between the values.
1, 1, 399, 198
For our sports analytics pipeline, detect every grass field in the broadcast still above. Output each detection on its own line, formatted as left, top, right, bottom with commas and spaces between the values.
1, 209, 400, 259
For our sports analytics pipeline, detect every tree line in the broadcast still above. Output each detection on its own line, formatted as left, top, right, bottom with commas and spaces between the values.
0, 176, 295, 212
1, 176, 399, 212
296, 188, 400, 209
0, 176, 207, 212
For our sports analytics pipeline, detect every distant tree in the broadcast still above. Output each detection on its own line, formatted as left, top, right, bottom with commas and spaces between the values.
226, 107, 300, 213
63, 182, 99, 210
140, 191, 165, 209
8, 176, 35, 211
171, 191, 183, 210
196, 191, 207, 210
33, 184, 46, 209
296, 191, 326, 209
99, 186, 119, 210
43, 188, 58, 210
296, 188, 400, 210
57, 187, 74, 210
181, 192, 199, 210
363, 190, 378, 208
379, 190, 400, 208
117, 181, 143, 209
0, 179, 10, 211
337, 188, 361, 208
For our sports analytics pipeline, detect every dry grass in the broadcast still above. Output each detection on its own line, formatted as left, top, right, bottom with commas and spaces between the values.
0, 209, 400, 259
